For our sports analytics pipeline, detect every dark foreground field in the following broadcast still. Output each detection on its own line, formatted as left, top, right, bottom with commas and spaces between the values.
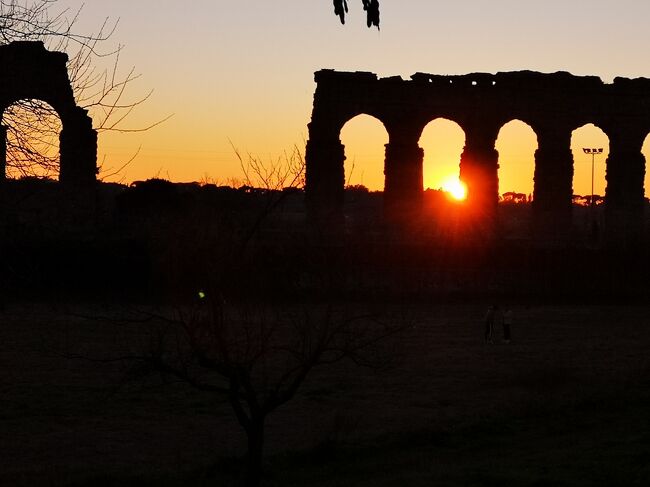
1, 302, 650, 486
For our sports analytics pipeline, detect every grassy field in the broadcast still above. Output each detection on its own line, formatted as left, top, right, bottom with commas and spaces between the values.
1, 302, 649, 486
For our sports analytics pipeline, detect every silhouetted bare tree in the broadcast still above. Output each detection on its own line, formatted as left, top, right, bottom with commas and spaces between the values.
0, 0, 161, 179
333, 0, 380, 28
113, 299, 402, 486
64, 286, 407, 486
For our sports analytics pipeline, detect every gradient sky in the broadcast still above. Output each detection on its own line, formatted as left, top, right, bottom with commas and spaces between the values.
54, 1, 650, 196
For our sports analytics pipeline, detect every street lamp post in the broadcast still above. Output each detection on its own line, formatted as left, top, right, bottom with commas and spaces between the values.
582, 147, 603, 242
582, 147, 603, 210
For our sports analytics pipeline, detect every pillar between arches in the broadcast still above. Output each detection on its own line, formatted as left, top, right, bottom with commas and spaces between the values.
383, 140, 423, 223
57, 108, 97, 229
532, 127, 573, 243
604, 129, 646, 247
59, 108, 97, 186
458, 127, 499, 235
305, 137, 346, 223
0, 125, 6, 182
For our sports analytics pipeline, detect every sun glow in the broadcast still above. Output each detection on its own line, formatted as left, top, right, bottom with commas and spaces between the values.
441, 177, 467, 201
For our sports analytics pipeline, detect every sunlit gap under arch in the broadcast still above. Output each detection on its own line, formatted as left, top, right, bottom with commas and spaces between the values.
2, 99, 62, 180
642, 134, 650, 198
571, 124, 609, 201
339, 114, 388, 191
494, 120, 537, 238
571, 124, 609, 240
495, 120, 537, 199
419, 118, 465, 198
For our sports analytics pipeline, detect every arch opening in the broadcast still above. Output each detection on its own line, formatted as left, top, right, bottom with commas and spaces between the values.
570, 123, 610, 239
495, 120, 537, 200
339, 114, 388, 192
495, 120, 537, 238
2, 99, 62, 180
571, 124, 609, 200
419, 118, 465, 197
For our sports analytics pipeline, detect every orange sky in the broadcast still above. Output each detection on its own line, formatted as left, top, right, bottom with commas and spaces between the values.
51, 1, 650, 197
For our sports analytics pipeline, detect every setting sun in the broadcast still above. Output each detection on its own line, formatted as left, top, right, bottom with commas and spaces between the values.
441, 177, 467, 201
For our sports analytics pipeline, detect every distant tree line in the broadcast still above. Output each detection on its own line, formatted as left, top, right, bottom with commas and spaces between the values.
572, 194, 605, 206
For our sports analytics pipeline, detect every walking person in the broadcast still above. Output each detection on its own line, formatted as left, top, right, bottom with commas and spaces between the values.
484, 304, 498, 344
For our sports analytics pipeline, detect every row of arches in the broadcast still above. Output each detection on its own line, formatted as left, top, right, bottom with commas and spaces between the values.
339, 114, 650, 198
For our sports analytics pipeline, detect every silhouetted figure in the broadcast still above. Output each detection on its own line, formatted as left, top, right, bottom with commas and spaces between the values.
484, 304, 499, 344
502, 308, 513, 343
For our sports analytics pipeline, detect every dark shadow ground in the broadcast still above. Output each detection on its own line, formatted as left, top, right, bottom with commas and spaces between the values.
2, 181, 650, 484
1, 303, 649, 486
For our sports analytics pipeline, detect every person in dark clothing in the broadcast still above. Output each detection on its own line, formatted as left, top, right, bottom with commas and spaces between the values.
484, 304, 498, 344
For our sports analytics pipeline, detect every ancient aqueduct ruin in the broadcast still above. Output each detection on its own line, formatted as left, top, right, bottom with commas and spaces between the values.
306, 69, 650, 243
1, 42, 648, 243
0, 41, 97, 185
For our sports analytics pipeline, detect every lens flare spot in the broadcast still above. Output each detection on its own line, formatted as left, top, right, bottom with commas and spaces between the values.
441, 177, 467, 201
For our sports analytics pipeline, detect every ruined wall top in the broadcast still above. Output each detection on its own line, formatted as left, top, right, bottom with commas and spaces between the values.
0, 41, 78, 122
314, 68, 650, 92
310, 69, 650, 140
0, 40, 68, 64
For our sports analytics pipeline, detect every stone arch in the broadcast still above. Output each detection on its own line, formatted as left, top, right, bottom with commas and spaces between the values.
418, 118, 466, 192
495, 119, 538, 199
0, 42, 97, 185
339, 113, 389, 191
335, 110, 389, 140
